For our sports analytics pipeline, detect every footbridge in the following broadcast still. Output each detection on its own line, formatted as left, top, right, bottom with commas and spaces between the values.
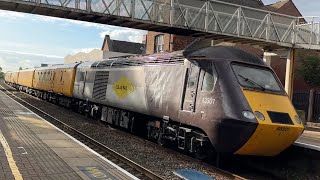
0, 0, 319, 98
0, 0, 319, 50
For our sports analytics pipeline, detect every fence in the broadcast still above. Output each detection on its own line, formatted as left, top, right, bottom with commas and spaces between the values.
292, 91, 320, 122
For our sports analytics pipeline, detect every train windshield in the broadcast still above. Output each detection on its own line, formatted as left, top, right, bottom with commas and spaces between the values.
232, 64, 282, 92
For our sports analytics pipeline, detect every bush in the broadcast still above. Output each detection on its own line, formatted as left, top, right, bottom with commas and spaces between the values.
298, 55, 320, 88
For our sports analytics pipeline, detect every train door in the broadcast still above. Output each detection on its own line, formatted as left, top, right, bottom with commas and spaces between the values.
81, 71, 87, 95
182, 62, 200, 112
76, 70, 87, 97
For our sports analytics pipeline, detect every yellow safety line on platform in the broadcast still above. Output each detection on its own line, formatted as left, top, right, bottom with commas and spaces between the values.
0, 130, 23, 180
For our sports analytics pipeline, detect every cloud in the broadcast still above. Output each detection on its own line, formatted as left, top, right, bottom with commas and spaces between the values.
0, 51, 63, 72
0, 50, 63, 59
100, 29, 146, 43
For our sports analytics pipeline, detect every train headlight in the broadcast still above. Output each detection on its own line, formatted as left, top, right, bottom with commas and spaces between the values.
254, 111, 265, 121
294, 115, 302, 124
242, 111, 255, 119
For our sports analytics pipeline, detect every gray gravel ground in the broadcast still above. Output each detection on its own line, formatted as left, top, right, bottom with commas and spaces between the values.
2, 84, 242, 180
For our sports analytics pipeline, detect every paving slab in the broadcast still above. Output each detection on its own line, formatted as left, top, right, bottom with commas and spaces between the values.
295, 130, 320, 151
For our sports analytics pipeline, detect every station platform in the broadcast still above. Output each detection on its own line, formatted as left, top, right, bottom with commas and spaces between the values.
0, 90, 137, 179
295, 130, 320, 151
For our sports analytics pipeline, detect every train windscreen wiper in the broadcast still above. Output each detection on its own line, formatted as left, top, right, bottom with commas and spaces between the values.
238, 74, 265, 91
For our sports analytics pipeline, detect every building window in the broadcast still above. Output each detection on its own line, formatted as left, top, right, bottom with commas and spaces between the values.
155, 34, 164, 53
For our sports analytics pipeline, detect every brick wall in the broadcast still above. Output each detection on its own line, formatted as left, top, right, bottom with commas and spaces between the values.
270, 56, 286, 86
145, 31, 171, 54
146, 32, 195, 54
172, 35, 194, 51
273, 1, 302, 17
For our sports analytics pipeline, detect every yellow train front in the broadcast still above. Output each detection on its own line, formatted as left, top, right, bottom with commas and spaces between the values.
186, 46, 304, 156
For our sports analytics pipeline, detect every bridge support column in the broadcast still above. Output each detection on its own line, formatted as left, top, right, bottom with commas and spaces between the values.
263, 52, 272, 66
285, 48, 295, 100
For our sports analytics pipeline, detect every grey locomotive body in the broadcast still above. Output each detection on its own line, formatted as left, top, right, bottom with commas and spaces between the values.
71, 46, 303, 157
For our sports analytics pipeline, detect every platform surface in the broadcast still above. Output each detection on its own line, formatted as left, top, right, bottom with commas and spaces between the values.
0, 90, 137, 180
295, 130, 320, 151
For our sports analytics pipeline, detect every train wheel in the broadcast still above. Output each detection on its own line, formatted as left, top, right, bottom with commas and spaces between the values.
194, 144, 215, 162
157, 122, 167, 146
157, 131, 166, 146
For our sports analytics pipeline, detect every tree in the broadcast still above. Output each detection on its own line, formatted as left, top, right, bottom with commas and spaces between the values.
298, 54, 320, 122
0, 67, 4, 79
298, 55, 320, 88
19, 67, 23, 70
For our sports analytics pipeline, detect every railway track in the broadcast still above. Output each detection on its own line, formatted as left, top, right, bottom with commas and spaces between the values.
0, 84, 163, 180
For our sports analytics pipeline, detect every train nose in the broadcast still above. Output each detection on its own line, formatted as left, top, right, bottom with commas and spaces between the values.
237, 90, 305, 156
235, 118, 304, 156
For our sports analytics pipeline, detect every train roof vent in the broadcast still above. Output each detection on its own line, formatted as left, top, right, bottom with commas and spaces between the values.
91, 53, 185, 68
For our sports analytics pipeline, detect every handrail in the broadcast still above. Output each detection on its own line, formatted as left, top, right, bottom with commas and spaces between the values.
0, 0, 319, 49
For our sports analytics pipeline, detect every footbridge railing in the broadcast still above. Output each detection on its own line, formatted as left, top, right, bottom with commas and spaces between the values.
1, 0, 320, 49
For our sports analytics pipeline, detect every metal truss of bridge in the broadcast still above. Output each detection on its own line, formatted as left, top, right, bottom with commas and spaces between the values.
0, 0, 320, 50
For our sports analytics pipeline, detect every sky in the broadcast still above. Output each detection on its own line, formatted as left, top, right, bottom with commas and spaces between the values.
0, 0, 319, 72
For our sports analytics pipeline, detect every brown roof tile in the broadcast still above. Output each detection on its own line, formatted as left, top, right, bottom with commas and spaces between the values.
219, 0, 264, 8
101, 35, 145, 54
263, 0, 290, 11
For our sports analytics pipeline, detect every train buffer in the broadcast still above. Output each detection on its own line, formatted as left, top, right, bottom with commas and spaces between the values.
0, 90, 137, 180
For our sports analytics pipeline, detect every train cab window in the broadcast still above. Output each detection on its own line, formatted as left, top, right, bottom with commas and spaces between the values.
187, 63, 199, 88
201, 65, 217, 92
232, 64, 282, 92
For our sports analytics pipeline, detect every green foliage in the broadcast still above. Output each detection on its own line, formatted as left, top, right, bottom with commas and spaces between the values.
19, 67, 23, 70
298, 55, 320, 88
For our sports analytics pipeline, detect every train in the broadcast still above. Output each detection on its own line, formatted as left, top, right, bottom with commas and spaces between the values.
4, 46, 304, 159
